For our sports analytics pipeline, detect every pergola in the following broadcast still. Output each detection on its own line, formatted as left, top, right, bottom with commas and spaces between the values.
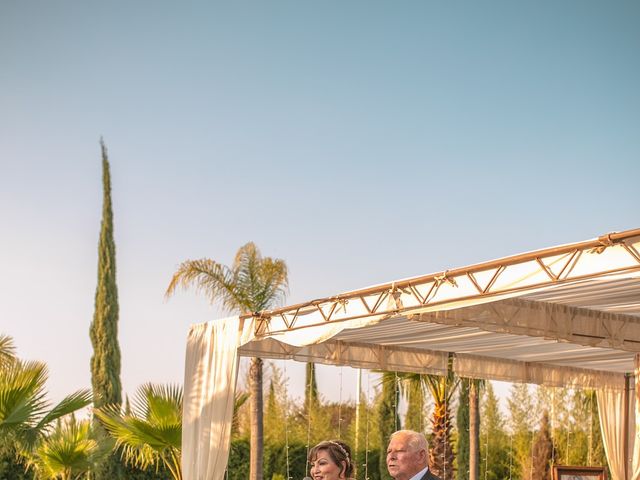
182, 228, 640, 480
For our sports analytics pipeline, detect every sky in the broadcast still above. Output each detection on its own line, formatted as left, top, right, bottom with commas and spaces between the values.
1, 1, 639, 408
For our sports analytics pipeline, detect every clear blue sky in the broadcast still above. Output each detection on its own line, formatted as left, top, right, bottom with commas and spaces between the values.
1, 1, 638, 404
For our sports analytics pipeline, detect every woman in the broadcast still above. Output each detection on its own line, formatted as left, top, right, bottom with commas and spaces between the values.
308, 439, 355, 480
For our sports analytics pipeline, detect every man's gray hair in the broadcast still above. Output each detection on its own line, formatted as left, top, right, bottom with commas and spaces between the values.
390, 430, 429, 453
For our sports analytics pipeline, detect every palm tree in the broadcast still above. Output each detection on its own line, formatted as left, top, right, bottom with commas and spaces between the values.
0, 359, 92, 452
95, 383, 183, 480
0, 334, 17, 370
166, 242, 288, 480
96, 384, 249, 480
424, 358, 459, 480
26, 416, 108, 480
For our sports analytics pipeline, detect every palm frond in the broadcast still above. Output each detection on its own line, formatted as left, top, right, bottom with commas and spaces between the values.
94, 383, 183, 480
1, 361, 92, 454
0, 361, 49, 430
254, 258, 288, 311
166, 243, 289, 315
27, 418, 108, 480
0, 334, 17, 370
35, 389, 92, 432
232, 392, 249, 432
232, 243, 288, 312
138, 383, 182, 426
165, 259, 247, 312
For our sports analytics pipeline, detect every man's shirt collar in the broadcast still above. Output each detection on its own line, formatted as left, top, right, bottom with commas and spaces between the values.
409, 466, 429, 480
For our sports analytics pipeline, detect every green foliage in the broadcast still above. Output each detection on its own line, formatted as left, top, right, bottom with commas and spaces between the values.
90, 139, 122, 410
456, 379, 470, 480
378, 372, 400, 480
26, 417, 109, 480
0, 448, 33, 479
396, 373, 427, 434
121, 462, 173, 479
227, 438, 250, 480
264, 442, 307, 480
90, 140, 123, 480
166, 242, 288, 315
95, 383, 183, 480
0, 335, 16, 370
508, 383, 535, 479
546, 388, 608, 474
304, 362, 319, 415
479, 383, 510, 480
424, 359, 458, 480
0, 359, 91, 452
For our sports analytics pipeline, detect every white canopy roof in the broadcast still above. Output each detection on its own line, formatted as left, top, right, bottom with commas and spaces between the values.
239, 228, 640, 389
182, 228, 640, 480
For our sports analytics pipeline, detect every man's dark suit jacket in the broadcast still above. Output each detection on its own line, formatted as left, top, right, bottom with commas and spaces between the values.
419, 470, 441, 480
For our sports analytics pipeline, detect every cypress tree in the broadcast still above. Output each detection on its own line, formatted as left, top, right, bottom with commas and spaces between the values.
304, 362, 319, 414
479, 383, 510, 480
378, 372, 400, 480
508, 383, 535, 479
399, 373, 425, 433
456, 380, 470, 480
90, 139, 123, 479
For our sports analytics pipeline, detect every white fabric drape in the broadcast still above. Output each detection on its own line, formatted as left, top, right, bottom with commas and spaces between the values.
597, 360, 640, 480
182, 317, 255, 480
182, 315, 375, 479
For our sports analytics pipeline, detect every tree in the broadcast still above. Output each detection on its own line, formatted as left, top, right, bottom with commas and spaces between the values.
377, 372, 400, 480
469, 379, 483, 480
397, 373, 426, 433
424, 359, 458, 480
508, 383, 535, 479
531, 411, 553, 480
304, 362, 319, 416
89, 139, 123, 479
95, 384, 183, 480
264, 365, 286, 446
166, 242, 288, 480
574, 389, 607, 468
479, 383, 510, 480
456, 380, 469, 480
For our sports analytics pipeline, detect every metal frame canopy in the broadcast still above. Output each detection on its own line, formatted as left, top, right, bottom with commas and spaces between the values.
181, 228, 640, 480
238, 228, 640, 388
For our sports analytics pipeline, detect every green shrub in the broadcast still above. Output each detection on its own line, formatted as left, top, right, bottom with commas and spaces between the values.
0, 449, 33, 480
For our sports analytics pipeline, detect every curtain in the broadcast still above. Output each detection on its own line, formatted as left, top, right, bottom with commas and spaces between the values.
181, 314, 377, 479
182, 317, 255, 480
597, 356, 640, 480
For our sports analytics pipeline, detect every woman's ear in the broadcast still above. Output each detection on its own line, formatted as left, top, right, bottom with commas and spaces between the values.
340, 460, 347, 478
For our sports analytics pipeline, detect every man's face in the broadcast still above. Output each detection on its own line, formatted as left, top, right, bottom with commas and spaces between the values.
386, 435, 425, 480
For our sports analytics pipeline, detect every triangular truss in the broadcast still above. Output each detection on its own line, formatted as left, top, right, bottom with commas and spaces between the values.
246, 229, 640, 337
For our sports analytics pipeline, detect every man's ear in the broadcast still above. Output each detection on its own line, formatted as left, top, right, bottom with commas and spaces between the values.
419, 448, 428, 463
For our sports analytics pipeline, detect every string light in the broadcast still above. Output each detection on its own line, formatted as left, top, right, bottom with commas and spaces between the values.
338, 366, 343, 438
283, 360, 291, 480
305, 363, 313, 477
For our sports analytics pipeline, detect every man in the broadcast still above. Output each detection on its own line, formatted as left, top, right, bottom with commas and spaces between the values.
386, 430, 441, 480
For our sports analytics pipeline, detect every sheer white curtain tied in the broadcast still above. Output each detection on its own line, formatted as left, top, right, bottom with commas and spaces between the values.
182, 317, 255, 480
597, 362, 640, 480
